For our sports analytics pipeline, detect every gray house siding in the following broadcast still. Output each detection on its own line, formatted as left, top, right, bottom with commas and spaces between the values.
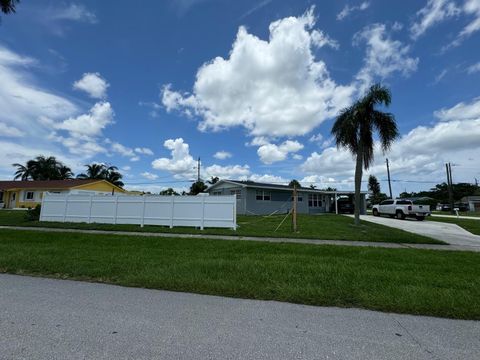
207, 180, 366, 215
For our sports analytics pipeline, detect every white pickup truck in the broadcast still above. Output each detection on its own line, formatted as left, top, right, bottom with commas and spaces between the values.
372, 199, 430, 221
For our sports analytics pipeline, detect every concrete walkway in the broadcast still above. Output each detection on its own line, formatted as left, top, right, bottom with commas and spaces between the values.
353, 215, 480, 247
1, 274, 478, 360
1, 225, 479, 252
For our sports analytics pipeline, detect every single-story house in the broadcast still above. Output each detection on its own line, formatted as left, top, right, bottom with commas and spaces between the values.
0, 179, 127, 209
207, 180, 367, 215
461, 196, 480, 212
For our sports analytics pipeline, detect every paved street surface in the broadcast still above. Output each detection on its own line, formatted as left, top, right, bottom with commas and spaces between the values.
355, 215, 480, 247
1, 274, 479, 360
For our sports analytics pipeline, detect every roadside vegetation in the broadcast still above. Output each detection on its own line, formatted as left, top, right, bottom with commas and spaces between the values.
0, 210, 443, 244
428, 216, 480, 235
0, 229, 478, 319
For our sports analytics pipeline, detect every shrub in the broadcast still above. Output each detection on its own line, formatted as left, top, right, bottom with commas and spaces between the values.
25, 204, 41, 221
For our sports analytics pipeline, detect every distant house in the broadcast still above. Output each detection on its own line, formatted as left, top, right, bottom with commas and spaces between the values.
461, 196, 480, 212
0, 180, 127, 209
206, 180, 367, 215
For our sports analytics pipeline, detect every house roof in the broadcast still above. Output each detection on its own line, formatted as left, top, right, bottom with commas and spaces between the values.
0, 179, 101, 191
208, 180, 366, 194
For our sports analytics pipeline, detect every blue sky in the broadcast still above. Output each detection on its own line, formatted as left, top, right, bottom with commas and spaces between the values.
1, 0, 479, 195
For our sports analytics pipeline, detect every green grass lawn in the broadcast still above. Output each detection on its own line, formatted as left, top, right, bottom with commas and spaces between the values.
0, 210, 443, 244
428, 216, 480, 235
431, 210, 480, 218
0, 229, 478, 319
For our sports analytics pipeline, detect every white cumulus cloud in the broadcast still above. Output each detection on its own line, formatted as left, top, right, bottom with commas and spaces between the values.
73, 72, 109, 99
151, 138, 197, 179
55, 101, 114, 137
161, 7, 354, 138
301, 96, 480, 188
257, 140, 304, 164
355, 24, 419, 89
213, 151, 232, 160
141, 172, 159, 180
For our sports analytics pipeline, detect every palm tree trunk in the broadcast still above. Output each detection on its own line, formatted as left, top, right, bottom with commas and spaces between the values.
354, 144, 363, 226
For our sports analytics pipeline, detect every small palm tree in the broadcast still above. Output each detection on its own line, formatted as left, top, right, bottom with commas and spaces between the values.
57, 165, 74, 180
77, 163, 107, 180
332, 84, 399, 225
105, 166, 124, 188
77, 163, 124, 188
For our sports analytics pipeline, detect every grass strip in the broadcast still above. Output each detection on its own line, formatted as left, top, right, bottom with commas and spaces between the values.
0, 229, 477, 319
0, 211, 443, 244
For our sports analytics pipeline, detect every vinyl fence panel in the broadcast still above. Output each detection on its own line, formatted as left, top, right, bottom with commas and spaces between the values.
40, 193, 237, 229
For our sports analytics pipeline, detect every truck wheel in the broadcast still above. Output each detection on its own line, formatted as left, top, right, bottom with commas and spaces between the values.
373, 209, 379, 217
396, 211, 405, 220
416, 216, 425, 221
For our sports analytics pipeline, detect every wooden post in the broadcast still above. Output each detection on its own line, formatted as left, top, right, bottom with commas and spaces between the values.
335, 192, 338, 215
292, 185, 297, 232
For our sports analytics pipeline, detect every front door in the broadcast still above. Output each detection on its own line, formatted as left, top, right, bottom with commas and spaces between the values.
9, 192, 16, 208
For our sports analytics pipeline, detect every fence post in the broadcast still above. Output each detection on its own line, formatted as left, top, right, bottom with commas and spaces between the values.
170, 195, 174, 228
233, 195, 237, 231
113, 195, 118, 224
63, 194, 69, 222
39, 192, 46, 221
141, 195, 146, 227
200, 195, 205, 230
88, 195, 93, 223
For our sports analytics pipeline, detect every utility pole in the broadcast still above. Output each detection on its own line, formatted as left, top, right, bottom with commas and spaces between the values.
197, 157, 201, 183
446, 163, 455, 215
386, 158, 393, 199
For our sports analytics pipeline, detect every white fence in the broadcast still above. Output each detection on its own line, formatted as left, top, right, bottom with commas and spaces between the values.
40, 193, 237, 229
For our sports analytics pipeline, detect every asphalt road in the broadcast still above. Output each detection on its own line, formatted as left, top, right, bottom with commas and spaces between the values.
1, 274, 479, 360
354, 215, 480, 247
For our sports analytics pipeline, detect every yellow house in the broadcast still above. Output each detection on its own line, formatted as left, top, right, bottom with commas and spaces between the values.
0, 180, 127, 209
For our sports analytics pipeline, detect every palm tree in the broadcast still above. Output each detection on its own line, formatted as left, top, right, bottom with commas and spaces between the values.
13, 163, 33, 180
77, 164, 107, 180
77, 163, 124, 188
33, 156, 61, 180
105, 166, 124, 188
12, 156, 73, 181
289, 179, 301, 188
1, 0, 19, 15
332, 84, 399, 225
57, 165, 74, 180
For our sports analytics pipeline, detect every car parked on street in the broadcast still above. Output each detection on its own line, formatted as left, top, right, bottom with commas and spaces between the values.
372, 199, 431, 221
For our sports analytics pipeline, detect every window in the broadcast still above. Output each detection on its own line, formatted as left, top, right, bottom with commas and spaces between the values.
308, 194, 322, 207
25, 191, 34, 200
256, 190, 271, 201
396, 200, 412, 205
291, 195, 303, 202
230, 189, 242, 199
380, 200, 394, 205
212, 191, 222, 196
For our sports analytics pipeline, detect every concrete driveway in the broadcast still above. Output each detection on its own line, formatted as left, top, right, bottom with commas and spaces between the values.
356, 215, 480, 247
1, 274, 479, 360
